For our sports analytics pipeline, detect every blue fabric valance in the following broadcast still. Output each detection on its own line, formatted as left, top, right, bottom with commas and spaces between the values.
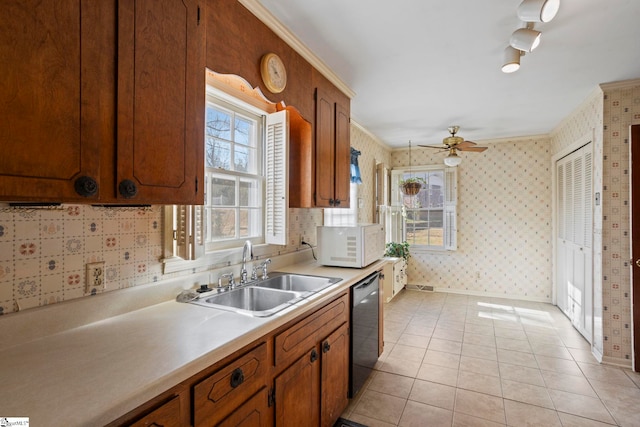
350, 147, 362, 184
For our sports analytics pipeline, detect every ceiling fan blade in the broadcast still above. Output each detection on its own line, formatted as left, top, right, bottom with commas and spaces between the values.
455, 140, 477, 149
458, 145, 488, 152
418, 144, 447, 150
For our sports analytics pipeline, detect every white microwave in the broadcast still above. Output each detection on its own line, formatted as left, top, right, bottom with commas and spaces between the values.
317, 224, 385, 268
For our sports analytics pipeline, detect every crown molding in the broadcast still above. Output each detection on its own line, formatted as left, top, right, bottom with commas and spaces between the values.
238, 0, 355, 99
351, 119, 392, 151
599, 78, 640, 91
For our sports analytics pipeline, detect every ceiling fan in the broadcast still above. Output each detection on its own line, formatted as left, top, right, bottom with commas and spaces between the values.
418, 126, 488, 166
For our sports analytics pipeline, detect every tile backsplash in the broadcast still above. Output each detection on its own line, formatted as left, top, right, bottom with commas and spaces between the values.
0, 205, 164, 314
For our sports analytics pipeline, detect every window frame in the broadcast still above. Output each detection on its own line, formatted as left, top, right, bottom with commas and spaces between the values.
390, 165, 457, 251
203, 94, 265, 251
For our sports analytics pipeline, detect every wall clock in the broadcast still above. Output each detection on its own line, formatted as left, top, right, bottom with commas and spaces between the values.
260, 53, 287, 94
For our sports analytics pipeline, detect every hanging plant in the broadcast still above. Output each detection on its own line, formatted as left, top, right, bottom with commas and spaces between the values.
399, 177, 425, 196
400, 140, 424, 196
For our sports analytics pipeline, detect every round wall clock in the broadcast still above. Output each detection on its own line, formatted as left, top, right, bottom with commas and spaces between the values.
260, 53, 287, 94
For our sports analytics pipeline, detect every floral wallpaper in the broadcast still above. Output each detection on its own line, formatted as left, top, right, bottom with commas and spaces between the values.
391, 136, 553, 301
350, 122, 392, 224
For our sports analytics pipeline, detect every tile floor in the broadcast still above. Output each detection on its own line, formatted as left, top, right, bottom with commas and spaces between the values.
341, 290, 640, 427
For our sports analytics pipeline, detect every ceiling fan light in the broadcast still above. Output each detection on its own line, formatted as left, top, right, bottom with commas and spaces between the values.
517, 0, 560, 23
502, 46, 521, 73
444, 152, 462, 167
510, 28, 541, 52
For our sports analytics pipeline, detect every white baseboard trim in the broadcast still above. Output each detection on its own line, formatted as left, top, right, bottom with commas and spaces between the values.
601, 355, 633, 369
405, 284, 552, 304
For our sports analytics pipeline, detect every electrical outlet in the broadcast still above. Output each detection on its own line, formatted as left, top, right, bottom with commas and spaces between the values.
300, 234, 305, 246
86, 261, 105, 294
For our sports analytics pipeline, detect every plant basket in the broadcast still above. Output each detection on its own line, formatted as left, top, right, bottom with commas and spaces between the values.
401, 182, 422, 196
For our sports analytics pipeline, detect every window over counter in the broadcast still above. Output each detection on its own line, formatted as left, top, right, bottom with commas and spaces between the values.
164, 79, 290, 267
389, 166, 457, 251
204, 97, 264, 251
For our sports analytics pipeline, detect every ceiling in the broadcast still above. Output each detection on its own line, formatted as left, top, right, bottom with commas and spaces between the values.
252, 0, 640, 148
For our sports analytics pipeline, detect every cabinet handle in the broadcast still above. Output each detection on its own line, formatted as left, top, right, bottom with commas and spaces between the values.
335, 199, 341, 206
118, 179, 138, 198
329, 198, 335, 206
310, 348, 318, 363
230, 367, 244, 388
322, 341, 331, 353
74, 176, 98, 197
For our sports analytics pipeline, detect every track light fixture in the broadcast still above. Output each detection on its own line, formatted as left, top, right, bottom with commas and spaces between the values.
510, 26, 542, 52
517, 0, 560, 23
501, 0, 559, 73
501, 46, 522, 73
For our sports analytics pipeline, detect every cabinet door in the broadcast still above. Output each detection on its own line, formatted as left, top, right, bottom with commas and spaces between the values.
0, 0, 114, 202
217, 388, 272, 427
117, 0, 204, 204
333, 101, 351, 207
275, 348, 320, 427
320, 323, 349, 427
314, 88, 335, 207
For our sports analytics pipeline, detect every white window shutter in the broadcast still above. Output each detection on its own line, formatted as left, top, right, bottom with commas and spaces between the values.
265, 110, 289, 245
444, 168, 457, 250
390, 170, 403, 206
175, 205, 205, 260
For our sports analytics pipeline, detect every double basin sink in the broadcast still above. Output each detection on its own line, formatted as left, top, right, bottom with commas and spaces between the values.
190, 272, 342, 317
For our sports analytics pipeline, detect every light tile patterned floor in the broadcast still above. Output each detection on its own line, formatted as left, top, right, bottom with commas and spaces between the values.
341, 290, 640, 427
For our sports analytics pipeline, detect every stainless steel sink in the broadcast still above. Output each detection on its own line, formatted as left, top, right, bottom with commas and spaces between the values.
189, 272, 342, 317
192, 286, 302, 317
252, 272, 341, 293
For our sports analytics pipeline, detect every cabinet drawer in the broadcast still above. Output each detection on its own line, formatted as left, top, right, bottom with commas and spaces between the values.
274, 293, 348, 368
193, 342, 268, 427
129, 394, 184, 427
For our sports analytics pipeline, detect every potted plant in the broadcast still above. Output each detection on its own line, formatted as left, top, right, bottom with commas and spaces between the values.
399, 177, 425, 196
384, 241, 411, 263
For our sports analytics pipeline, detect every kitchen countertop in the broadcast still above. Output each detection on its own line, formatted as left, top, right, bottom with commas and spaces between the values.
0, 259, 386, 426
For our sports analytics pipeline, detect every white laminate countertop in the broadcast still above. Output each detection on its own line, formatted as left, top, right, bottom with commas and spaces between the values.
0, 259, 386, 426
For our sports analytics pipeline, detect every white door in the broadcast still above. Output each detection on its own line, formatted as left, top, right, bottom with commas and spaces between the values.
556, 143, 593, 342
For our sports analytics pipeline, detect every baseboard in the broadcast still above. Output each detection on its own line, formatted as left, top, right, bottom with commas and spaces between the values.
405, 284, 552, 303
602, 355, 632, 369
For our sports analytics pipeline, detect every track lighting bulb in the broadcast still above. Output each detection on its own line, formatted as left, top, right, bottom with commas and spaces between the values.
517, 0, 560, 23
502, 46, 521, 73
510, 28, 541, 52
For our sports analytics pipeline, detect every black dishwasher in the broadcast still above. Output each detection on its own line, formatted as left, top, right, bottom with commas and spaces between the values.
349, 271, 379, 397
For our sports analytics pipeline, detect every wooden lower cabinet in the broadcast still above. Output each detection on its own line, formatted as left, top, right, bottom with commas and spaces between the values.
109, 293, 350, 427
320, 323, 349, 427
217, 388, 271, 427
274, 323, 349, 427
274, 347, 320, 426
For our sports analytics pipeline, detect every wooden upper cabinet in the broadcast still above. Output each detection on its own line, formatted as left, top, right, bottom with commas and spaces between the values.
314, 88, 350, 208
0, 0, 204, 204
0, 0, 114, 202
117, 0, 204, 204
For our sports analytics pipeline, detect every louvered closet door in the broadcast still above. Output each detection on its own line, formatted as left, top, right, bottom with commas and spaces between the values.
556, 143, 593, 342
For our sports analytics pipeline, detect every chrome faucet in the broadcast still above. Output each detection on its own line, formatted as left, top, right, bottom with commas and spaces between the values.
218, 272, 235, 290
240, 240, 253, 284
259, 258, 271, 279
